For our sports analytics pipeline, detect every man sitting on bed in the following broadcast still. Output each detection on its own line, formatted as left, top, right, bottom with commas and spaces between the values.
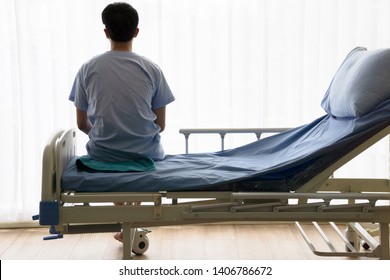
69, 2, 175, 162
69, 2, 175, 242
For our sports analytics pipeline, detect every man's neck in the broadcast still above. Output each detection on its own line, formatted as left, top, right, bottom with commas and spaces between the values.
110, 41, 133, 52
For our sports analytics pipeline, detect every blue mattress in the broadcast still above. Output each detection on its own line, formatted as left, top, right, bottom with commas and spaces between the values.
61, 100, 390, 193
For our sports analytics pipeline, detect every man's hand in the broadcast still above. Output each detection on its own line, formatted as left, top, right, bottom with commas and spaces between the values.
76, 108, 92, 135
153, 106, 166, 132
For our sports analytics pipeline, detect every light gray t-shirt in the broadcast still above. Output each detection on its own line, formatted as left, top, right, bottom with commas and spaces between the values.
69, 51, 175, 161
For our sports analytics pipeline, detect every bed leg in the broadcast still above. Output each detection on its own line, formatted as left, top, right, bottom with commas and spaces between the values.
122, 223, 135, 260
379, 223, 390, 260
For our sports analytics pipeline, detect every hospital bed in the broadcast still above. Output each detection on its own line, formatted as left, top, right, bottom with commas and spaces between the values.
34, 47, 390, 259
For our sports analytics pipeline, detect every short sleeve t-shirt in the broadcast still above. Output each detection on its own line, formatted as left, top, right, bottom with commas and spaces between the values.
69, 51, 175, 161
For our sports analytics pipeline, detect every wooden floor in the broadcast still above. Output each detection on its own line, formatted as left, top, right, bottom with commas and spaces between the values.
0, 222, 379, 260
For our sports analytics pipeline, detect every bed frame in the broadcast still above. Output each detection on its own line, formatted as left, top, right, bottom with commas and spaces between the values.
35, 127, 390, 259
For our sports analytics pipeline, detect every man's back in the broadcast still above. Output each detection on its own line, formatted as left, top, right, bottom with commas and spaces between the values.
71, 51, 174, 161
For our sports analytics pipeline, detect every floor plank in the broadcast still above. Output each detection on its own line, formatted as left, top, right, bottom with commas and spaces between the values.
0, 223, 383, 260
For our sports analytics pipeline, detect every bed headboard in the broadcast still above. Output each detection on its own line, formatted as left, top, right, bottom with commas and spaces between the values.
54, 129, 77, 202
41, 130, 64, 201
41, 129, 76, 202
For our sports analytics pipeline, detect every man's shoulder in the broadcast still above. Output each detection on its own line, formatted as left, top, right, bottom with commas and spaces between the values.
88, 52, 110, 63
131, 52, 157, 65
79, 53, 106, 70
132, 53, 163, 74
79, 51, 162, 75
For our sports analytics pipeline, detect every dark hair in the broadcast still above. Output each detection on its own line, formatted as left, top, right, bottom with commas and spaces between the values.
102, 2, 139, 42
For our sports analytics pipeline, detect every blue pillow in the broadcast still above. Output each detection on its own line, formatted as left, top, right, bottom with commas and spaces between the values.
321, 47, 390, 117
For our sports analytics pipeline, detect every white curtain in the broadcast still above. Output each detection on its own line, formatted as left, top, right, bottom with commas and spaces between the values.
1, 0, 390, 224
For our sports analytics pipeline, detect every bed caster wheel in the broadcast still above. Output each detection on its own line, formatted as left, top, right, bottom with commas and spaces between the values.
345, 227, 360, 252
361, 241, 370, 251
132, 228, 150, 255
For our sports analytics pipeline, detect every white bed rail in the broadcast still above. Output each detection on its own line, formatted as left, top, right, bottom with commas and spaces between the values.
179, 128, 290, 153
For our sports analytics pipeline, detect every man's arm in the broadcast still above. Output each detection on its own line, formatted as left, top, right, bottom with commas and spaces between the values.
153, 106, 166, 132
76, 108, 93, 135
